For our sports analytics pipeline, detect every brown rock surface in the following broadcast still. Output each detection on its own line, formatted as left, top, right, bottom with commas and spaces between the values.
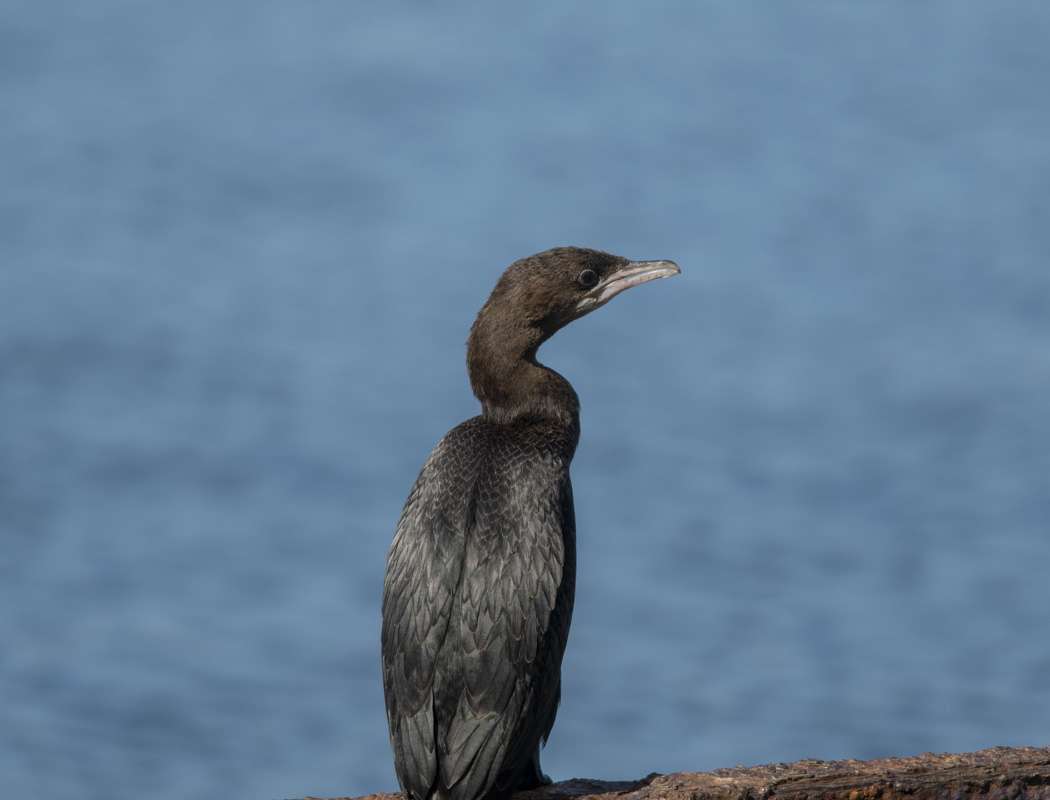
296, 745, 1050, 800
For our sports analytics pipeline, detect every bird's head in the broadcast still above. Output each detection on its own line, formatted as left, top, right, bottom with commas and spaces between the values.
481, 246, 680, 339
467, 246, 679, 420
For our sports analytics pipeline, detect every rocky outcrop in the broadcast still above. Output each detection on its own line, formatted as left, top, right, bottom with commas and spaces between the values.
302, 746, 1050, 800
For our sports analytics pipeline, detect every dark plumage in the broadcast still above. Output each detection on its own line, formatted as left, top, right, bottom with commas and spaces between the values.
381, 247, 680, 800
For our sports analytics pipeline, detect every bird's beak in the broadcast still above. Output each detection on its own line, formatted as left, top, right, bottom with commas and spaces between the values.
568, 259, 680, 321
590, 259, 681, 305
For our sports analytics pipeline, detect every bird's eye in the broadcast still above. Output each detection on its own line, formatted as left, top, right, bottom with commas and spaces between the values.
578, 269, 598, 288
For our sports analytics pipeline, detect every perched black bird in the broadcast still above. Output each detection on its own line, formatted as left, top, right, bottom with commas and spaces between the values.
382, 247, 679, 800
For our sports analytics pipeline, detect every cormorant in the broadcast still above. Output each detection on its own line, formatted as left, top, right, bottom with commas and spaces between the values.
382, 247, 680, 800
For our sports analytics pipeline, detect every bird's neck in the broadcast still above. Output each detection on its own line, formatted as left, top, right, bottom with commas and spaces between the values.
466, 311, 580, 427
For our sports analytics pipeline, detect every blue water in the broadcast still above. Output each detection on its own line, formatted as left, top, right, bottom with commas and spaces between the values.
2, 2, 1049, 799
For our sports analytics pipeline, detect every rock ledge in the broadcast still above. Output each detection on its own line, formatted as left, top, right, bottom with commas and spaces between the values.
297, 745, 1050, 800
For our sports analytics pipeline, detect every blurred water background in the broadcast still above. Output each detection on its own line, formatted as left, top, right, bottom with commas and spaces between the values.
2, 2, 1049, 799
